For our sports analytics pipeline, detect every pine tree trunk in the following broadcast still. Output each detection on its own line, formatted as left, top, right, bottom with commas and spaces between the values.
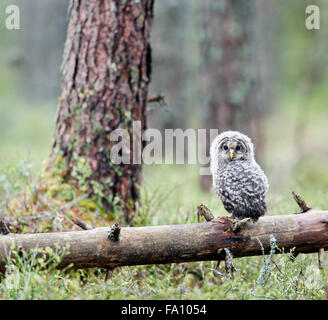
200, 0, 263, 190
50, 0, 154, 225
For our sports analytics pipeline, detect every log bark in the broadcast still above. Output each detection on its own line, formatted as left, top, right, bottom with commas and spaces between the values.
0, 210, 328, 273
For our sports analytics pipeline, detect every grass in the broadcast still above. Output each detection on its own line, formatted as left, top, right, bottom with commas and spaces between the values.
0, 216, 326, 300
0, 159, 327, 300
0, 62, 328, 300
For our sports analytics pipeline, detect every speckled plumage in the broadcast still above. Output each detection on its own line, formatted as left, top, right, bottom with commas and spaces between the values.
210, 131, 269, 221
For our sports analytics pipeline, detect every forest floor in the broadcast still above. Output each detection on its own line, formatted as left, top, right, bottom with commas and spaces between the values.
0, 160, 327, 300
1, 69, 328, 299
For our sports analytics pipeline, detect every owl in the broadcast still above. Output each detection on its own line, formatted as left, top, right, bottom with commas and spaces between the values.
210, 131, 269, 222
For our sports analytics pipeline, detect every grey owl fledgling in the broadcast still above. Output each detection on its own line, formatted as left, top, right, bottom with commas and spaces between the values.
210, 131, 269, 222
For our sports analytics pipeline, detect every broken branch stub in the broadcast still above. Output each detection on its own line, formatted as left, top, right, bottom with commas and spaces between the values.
292, 191, 311, 213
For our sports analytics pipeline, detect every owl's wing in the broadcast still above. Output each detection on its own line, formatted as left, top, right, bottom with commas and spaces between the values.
254, 163, 269, 194
218, 162, 268, 219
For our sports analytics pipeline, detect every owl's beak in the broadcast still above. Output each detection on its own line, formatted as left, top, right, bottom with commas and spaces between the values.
229, 148, 235, 160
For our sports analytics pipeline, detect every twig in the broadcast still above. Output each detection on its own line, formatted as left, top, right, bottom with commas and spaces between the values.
294, 269, 303, 293
216, 248, 224, 269
197, 204, 214, 222
109, 223, 121, 241
272, 259, 283, 274
72, 217, 94, 231
290, 192, 310, 262
318, 248, 325, 269
0, 220, 10, 235
105, 267, 115, 282
292, 191, 311, 213
290, 252, 299, 261
212, 248, 235, 280
147, 94, 166, 105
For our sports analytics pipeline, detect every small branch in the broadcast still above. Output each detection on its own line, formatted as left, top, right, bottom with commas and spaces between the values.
292, 192, 311, 213
290, 192, 310, 262
289, 252, 299, 261
197, 204, 214, 222
216, 248, 235, 276
147, 94, 166, 105
318, 248, 325, 269
216, 248, 224, 269
105, 267, 115, 282
108, 223, 121, 241
72, 217, 94, 231
0, 220, 10, 235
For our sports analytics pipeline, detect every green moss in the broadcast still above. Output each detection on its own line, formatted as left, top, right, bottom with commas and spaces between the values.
130, 67, 139, 82
71, 156, 92, 190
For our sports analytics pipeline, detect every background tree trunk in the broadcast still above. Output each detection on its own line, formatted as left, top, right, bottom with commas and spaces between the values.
16, 0, 68, 100
50, 0, 154, 225
200, 0, 269, 190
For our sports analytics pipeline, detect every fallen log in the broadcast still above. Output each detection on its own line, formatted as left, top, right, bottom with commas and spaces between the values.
0, 210, 328, 273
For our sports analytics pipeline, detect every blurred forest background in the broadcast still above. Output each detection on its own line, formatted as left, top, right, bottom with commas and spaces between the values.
0, 0, 328, 300
1, 0, 328, 197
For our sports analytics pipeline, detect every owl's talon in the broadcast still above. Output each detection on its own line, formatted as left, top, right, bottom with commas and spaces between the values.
212, 216, 236, 224
211, 216, 223, 223
232, 218, 252, 233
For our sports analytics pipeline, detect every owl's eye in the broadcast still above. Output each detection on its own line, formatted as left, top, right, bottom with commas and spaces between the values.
223, 145, 228, 151
236, 145, 241, 151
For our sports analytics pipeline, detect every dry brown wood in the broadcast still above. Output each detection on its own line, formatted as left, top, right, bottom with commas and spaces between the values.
292, 191, 311, 213
0, 220, 10, 235
72, 217, 94, 231
147, 94, 166, 105
0, 210, 328, 273
197, 204, 214, 222
318, 247, 325, 269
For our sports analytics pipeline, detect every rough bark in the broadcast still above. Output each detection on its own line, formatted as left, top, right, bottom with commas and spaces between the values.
50, 0, 154, 224
1, 210, 327, 273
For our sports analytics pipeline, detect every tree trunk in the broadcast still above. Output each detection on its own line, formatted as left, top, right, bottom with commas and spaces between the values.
200, 0, 264, 190
50, 0, 154, 224
1, 210, 327, 273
